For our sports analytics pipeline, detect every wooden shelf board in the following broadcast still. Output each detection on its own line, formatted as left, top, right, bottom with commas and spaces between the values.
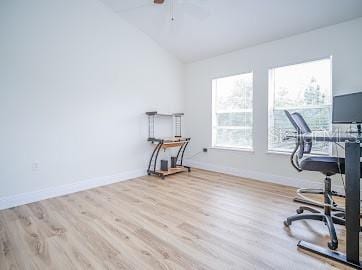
145, 112, 184, 117
148, 137, 190, 143
162, 142, 185, 148
156, 166, 187, 176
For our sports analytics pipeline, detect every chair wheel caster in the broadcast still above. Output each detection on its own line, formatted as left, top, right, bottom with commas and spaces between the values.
328, 240, 338, 250
296, 208, 303, 214
284, 220, 291, 227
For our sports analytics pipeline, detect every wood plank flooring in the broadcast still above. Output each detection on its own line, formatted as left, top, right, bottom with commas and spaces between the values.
0, 169, 360, 269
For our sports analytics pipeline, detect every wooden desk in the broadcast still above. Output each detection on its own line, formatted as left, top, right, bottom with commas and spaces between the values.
287, 132, 361, 269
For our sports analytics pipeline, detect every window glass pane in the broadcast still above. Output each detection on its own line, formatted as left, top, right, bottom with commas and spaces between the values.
214, 74, 253, 112
216, 112, 252, 127
212, 73, 253, 149
215, 128, 253, 149
268, 58, 332, 153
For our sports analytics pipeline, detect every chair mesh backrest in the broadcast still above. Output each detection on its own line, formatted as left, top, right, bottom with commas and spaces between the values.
284, 110, 312, 156
290, 112, 312, 134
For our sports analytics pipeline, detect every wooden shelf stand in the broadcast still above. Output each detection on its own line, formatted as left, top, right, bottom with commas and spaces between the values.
146, 111, 190, 179
147, 137, 191, 179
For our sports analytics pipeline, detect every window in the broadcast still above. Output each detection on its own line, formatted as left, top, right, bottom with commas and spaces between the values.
268, 58, 332, 153
212, 73, 253, 150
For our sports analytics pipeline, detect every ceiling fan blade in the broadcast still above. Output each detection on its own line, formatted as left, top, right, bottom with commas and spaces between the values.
154, 0, 165, 4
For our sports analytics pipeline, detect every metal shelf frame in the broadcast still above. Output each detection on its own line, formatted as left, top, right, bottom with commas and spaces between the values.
147, 137, 191, 179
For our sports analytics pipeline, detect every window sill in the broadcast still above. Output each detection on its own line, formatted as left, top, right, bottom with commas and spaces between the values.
211, 146, 254, 153
266, 150, 291, 156
266, 150, 330, 156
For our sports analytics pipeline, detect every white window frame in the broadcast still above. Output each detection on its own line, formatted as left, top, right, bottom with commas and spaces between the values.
268, 57, 333, 155
212, 72, 254, 151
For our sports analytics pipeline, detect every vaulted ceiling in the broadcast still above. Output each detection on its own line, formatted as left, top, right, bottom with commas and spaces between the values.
100, 0, 362, 63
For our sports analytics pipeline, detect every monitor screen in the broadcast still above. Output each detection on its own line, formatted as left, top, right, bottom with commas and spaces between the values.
332, 92, 362, 124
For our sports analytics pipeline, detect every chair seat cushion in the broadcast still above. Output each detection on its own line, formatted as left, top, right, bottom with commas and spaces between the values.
300, 156, 362, 176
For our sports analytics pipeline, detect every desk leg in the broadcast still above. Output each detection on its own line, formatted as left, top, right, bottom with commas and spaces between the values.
147, 142, 162, 175
345, 142, 360, 265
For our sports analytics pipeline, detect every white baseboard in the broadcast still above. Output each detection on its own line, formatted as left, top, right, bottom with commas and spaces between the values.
1, 162, 352, 211
185, 159, 345, 194
0, 169, 145, 210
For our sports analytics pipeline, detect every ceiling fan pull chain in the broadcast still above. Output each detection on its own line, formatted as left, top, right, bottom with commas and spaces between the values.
171, 0, 175, 21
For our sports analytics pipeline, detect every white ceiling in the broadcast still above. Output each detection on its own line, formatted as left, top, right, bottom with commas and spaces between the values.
100, 0, 362, 63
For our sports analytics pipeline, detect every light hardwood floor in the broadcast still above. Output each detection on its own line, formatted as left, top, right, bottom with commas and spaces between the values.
0, 169, 360, 269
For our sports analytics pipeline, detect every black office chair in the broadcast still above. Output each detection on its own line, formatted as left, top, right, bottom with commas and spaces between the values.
283, 110, 347, 250
286, 111, 346, 212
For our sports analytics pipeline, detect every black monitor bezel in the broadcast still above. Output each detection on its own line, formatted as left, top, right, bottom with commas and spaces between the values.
332, 91, 362, 124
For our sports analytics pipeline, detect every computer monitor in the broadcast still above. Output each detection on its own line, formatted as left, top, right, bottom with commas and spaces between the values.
332, 91, 362, 134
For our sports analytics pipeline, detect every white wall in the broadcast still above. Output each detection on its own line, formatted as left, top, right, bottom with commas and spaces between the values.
184, 18, 362, 188
0, 0, 184, 207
